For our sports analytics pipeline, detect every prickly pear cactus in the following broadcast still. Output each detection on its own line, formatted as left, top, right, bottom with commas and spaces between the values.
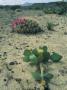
23, 46, 62, 90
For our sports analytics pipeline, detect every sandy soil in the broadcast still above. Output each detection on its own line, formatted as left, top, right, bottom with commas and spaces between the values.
0, 14, 67, 90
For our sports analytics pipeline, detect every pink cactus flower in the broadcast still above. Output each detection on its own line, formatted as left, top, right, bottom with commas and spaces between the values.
11, 18, 27, 30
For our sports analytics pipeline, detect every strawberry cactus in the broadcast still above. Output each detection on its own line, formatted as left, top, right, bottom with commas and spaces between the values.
11, 18, 43, 34
23, 46, 62, 89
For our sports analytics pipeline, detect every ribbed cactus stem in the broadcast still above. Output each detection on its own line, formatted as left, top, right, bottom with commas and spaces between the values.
40, 63, 46, 90
40, 63, 44, 80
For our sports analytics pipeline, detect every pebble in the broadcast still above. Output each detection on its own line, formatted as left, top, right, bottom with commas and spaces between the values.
11, 71, 14, 73
8, 43, 12, 46
9, 61, 18, 65
59, 68, 67, 76
64, 32, 67, 35
15, 78, 22, 83
22, 68, 25, 72
0, 69, 2, 73
3, 52, 7, 56
4, 79, 7, 82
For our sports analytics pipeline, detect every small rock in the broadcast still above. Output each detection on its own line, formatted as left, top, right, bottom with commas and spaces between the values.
0, 69, 2, 73
22, 42, 28, 45
3, 52, 7, 56
64, 32, 67, 35
26, 45, 29, 47
59, 70, 65, 76
15, 78, 22, 83
8, 43, 12, 46
59, 68, 67, 76
4, 79, 7, 82
0, 54, 1, 58
8, 69, 12, 71
22, 68, 25, 72
9, 61, 18, 65
18, 62, 21, 64
15, 47, 19, 49
9, 62, 15, 65
11, 71, 14, 73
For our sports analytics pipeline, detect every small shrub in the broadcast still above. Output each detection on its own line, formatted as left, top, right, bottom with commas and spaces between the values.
43, 6, 65, 15
11, 18, 43, 34
15, 9, 22, 12
47, 22, 54, 31
43, 8, 55, 14
54, 7, 65, 15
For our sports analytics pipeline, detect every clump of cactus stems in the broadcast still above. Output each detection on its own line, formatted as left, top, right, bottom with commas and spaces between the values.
23, 46, 62, 90
11, 18, 43, 34
47, 22, 54, 31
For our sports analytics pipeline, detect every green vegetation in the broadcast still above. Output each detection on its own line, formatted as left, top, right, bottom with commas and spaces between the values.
43, 7, 65, 15
23, 46, 62, 89
50, 52, 62, 62
47, 22, 54, 31
0, 1, 67, 15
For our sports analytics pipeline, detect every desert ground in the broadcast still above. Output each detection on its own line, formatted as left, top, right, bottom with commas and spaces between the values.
0, 10, 67, 90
